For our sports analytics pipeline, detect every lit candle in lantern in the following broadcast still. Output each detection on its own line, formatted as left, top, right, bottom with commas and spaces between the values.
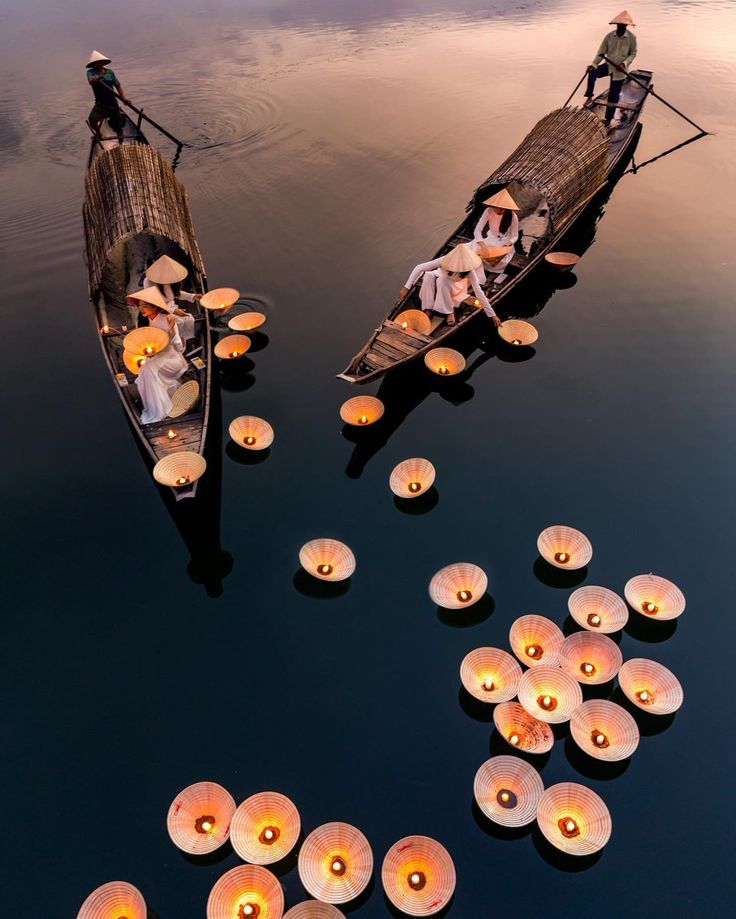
474, 299, 480, 306
330, 857, 346, 876
408, 481, 422, 493
559, 817, 580, 838
481, 677, 495, 692
456, 589, 472, 603
101, 324, 110, 334
244, 435, 256, 446
408, 871, 426, 891
642, 601, 659, 615
581, 662, 596, 677
402, 321, 409, 329
259, 825, 280, 845
195, 815, 216, 834
587, 613, 602, 627
167, 429, 176, 440
229, 350, 241, 358
438, 365, 450, 375
143, 345, 155, 355
592, 731, 608, 747
176, 475, 190, 486
511, 338, 522, 346
509, 732, 521, 746
554, 551, 570, 564
137, 357, 147, 368
317, 563, 334, 576
526, 644, 541, 660
637, 689, 651, 704
496, 788, 516, 808
538, 694, 557, 711
358, 414, 369, 425
241, 902, 258, 917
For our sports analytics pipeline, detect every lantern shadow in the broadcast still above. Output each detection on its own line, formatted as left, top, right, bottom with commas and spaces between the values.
436, 379, 475, 405
496, 342, 537, 363
340, 419, 386, 445
472, 797, 533, 842
269, 839, 302, 878
436, 593, 495, 628
342, 873, 376, 913
548, 269, 579, 290
624, 613, 678, 643
393, 486, 439, 515
531, 825, 604, 872
147, 910, 161, 919
384, 893, 453, 919
563, 734, 632, 781
245, 331, 269, 353
551, 721, 571, 743
219, 370, 256, 393
458, 686, 495, 723
226, 441, 271, 465
609, 687, 677, 736
581, 679, 617, 701
180, 838, 234, 866
489, 730, 551, 769
292, 568, 352, 599
533, 557, 588, 589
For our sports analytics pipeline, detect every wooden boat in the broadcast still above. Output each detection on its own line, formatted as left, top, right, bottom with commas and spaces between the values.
338, 70, 653, 384
83, 112, 212, 500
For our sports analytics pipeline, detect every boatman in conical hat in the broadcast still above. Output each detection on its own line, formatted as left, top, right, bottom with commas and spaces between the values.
86, 50, 133, 141
583, 11, 637, 128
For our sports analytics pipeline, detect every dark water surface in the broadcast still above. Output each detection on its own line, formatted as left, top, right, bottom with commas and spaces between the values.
1, 0, 735, 915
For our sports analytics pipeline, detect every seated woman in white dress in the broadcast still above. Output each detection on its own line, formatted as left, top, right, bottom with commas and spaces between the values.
399, 243, 501, 327
472, 187, 520, 278
142, 255, 199, 342
127, 286, 190, 425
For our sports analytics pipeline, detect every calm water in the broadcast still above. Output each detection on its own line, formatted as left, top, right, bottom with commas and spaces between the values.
1, 0, 735, 915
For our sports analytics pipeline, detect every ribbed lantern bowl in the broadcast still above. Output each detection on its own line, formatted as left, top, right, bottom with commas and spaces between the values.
231, 792, 301, 865
544, 252, 580, 271
153, 451, 207, 488
498, 319, 538, 346
229, 311, 267, 332
618, 658, 684, 715
339, 395, 384, 427
493, 701, 554, 754
283, 904, 345, 919
77, 881, 146, 919
122, 326, 170, 357
298, 822, 373, 905
568, 586, 629, 634
381, 835, 456, 917
167, 781, 237, 855
424, 348, 465, 376
123, 350, 150, 375
570, 700, 640, 762
389, 457, 436, 499
509, 614, 564, 668
207, 865, 284, 919
537, 783, 612, 856
474, 756, 544, 828
229, 416, 275, 451
396, 309, 432, 334
518, 666, 583, 724
559, 632, 623, 685
299, 539, 356, 582
168, 379, 201, 418
428, 562, 487, 610
537, 525, 592, 569
624, 574, 686, 621
215, 334, 252, 359
460, 647, 522, 703
201, 287, 240, 312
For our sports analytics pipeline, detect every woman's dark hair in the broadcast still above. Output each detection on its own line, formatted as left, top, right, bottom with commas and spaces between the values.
499, 208, 513, 234
456, 271, 470, 279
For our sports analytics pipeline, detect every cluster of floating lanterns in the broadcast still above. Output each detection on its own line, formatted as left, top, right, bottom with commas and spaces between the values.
455, 525, 685, 856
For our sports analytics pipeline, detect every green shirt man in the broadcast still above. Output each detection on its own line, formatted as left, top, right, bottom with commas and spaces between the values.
584, 11, 638, 127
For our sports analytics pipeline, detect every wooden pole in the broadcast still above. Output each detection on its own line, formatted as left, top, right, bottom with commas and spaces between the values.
563, 72, 589, 108
91, 77, 187, 147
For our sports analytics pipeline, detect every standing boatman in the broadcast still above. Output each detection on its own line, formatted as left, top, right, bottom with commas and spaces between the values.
86, 50, 132, 141
583, 11, 637, 128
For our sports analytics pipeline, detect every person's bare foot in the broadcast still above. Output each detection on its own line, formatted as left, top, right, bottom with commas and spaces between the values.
447, 313, 456, 326
583, 97, 594, 108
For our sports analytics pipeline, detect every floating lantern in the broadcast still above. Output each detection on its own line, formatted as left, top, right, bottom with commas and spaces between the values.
474, 756, 544, 828
618, 658, 684, 715
559, 632, 623, 685
299, 539, 356, 582
382, 836, 455, 916
298, 822, 373, 905
544, 252, 581, 271
509, 614, 564, 668
570, 700, 640, 762
153, 451, 207, 488
424, 348, 466, 376
537, 525, 593, 570
428, 562, 487, 609
389, 458, 436, 499
77, 881, 146, 919
498, 319, 538, 346
493, 701, 554, 754
339, 395, 384, 426
396, 309, 431, 334
201, 288, 241, 312
229, 312, 267, 332
283, 905, 345, 919
537, 783, 612, 856
518, 667, 583, 724
230, 792, 300, 865
123, 350, 149, 375
167, 781, 236, 855
624, 574, 686, 621
460, 648, 522, 703
568, 586, 628, 634
168, 379, 201, 418
123, 326, 170, 357
215, 334, 251, 359
207, 865, 284, 919
229, 416, 275, 451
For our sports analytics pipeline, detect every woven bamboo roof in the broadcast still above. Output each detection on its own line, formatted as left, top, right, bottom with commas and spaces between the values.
469, 108, 610, 229
83, 143, 204, 295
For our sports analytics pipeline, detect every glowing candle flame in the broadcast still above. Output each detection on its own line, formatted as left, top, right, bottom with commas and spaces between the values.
593, 731, 608, 747
511, 338, 522, 346
101, 324, 110, 334
581, 662, 596, 677
195, 815, 216, 834
330, 857, 346, 876
137, 357, 146, 368
167, 429, 176, 439
509, 732, 521, 746
317, 563, 334, 576
143, 345, 154, 355
637, 689, 652, 704
408, 871, 426, 891
176, 475, 190, 486
408, 481, 422, 493
587, 613, 602, 627
456, 589, 472, 603
559, 817, 580, 838
538, 694, 557, 711
259, 825, 280, 845
244, 435, 256, 446
554, 551, 570, 564
438, 365, 450, 375
229, 350, 241, 358
358, 414, 369, 425
642, 601, 659, 615
402, 321, 408, 329
481, 677, 495, 692
239, 902, 259, 918
526, 645, 541, 660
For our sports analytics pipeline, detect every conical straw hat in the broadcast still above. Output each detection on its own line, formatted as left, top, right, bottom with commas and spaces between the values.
298, 822, 373, 904
168, 380, 200, 418
229, 311, 267, 332
214, 334, 251, 359
482, 188, 520, 210
127, 286, 170, 312
474, 756, 544, 828
123, 326, 170, 356
396, 309, 431, 334
77, 881, 146, 919
201, 288, 240, 311
460, 647, 522, 703
609, 10, 635, 26
624, 574, 686, 621
229, 416, 274, 451
299, 539, 356, 582
509, 614, 564, 667
618, 658, 684, 715
146, 255, 188, 285
207, 865, 284, 919
568, 586, 629, 633
570, 700, 640, 762
339, 395, 384, 426
498, 319, 538, 346
86, 50, 111, 67
230, 792, 300, 866
429, 562, 487, 609
424, 348, 466, 376
381, 836, 455, 916
493, 701, 554, 754
167, 781, 236, 855
537, 783, 612, 856
537, 525, 593, 570
518, 666, 583, 724
390, 458, 435, 499
153, 451, 207, 488
283, 905, 345, 919
559, 632, 623, 685
439, 243, 482, 272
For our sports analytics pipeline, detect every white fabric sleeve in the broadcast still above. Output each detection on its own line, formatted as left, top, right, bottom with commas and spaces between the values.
178, 289, 198, 302
473, 209, 490, 241
405, 257, 444, 289
470, 275, 495, 317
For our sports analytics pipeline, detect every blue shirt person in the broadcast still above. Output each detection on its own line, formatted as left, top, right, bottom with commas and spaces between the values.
86, 50, 132, 139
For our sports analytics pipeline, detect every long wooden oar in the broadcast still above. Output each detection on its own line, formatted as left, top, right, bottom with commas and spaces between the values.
563, 72, 589, 108
90, 76, 186, 148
